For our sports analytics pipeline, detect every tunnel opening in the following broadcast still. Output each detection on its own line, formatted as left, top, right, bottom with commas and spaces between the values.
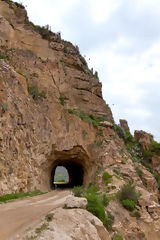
51, 160, 84, 189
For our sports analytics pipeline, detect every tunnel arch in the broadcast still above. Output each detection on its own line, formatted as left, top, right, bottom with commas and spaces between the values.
41, 145, 95, 192
51, 159, 84, 189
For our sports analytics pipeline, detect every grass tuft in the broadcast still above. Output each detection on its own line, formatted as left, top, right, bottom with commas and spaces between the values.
0, 190, 44, 203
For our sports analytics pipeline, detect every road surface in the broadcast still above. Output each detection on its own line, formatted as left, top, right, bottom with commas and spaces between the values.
0, 190, 70, 240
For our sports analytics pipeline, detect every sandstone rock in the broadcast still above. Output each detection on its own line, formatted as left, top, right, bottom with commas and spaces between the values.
37, 208, 111, 240
49, 42, 64, 51
134, 130, 151, 150
101, 121, 113, 128
0, 2, 160, 240
0, 1, 113, 195
119, 119, 130, 132
64, 195, 87, 209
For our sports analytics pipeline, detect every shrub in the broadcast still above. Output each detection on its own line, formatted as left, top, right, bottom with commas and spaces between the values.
85, 183, 99, 195
72, 186, 84, 197
86, 194, 106, 225
28, 85, 46, 100
117, 183, 139, 203
94, 140, 103, 147
59, 97, 65, 106
45, 213, 54, 222
99, 194, 109, 207
125, 131, 133, 144
130, 210, 141, 219
143, 140, 160, 163
35, 223, 48, 234
135, 166, 143, 178
65, 109, 104, 127
79, 55, 87, 66
122, 199, 135, 211
14, 2, 25, 8
150, 140, 160, 155
121, 157, 128, 164
113, 124, 125, 140
65, 108, 77, 114
113, 168, 120, 175
105, 211, 114, 231
112, 234, 123, 240
72, 184, 114, 229
0, 52, 9, 60
102, 172, 112, 185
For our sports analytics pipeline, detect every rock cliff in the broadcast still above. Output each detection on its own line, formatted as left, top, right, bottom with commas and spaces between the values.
0, 0, 113, 194
0, 1, 160, 240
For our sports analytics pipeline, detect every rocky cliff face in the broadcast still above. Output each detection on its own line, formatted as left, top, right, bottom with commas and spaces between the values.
0, 1, 160, 240
0, 0, 113, 194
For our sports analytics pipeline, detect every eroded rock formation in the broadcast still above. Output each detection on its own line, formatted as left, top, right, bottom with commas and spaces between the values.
0, 0, 114, 194
0, 1, 160, 240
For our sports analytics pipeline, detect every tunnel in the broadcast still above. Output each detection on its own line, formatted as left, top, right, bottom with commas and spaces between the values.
51, 159, 84, 189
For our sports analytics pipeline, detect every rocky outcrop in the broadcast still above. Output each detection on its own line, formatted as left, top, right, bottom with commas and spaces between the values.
119, 119, 130, 132
0, 1, 160, 240
0, 0, 114, 194
134, 130, 151, 150
25, 208, 111, 240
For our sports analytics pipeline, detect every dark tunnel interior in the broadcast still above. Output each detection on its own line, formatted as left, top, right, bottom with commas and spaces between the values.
51, 160, 84, 189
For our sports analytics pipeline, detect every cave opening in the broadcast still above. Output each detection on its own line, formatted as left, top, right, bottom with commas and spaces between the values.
51, 160, 84, 189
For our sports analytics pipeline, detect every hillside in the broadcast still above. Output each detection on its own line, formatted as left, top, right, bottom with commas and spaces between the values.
0, 1, 160, 239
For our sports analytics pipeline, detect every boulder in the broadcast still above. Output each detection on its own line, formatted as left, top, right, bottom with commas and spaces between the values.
64, 195, 87, 209
39, 208, 111, 240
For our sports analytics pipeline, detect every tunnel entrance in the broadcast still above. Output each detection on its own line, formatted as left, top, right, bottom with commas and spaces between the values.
51, 160, 84, 189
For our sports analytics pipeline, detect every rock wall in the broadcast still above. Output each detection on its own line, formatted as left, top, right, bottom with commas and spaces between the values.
0, 2, 160, 240
0, 0, 113, 194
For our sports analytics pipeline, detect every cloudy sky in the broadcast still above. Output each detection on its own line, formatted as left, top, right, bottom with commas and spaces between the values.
15, 0, 160, 141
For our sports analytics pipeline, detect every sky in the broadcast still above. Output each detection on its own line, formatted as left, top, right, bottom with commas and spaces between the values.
14, 0, 160, 141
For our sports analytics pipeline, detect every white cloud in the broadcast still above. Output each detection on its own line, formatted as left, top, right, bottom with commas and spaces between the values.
88, 0, 123, 23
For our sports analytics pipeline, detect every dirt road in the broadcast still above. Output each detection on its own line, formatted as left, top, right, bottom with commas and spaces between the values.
0, 190, 70, 240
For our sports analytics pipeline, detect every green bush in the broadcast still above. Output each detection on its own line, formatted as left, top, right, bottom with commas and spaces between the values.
85, 183, 99, 195
102, 172, 112, 185
79, 55, 87, 66
94, 140, 103, 147
0, 52, 9, 60
150, 140, 160, 155
86, 194, 106, 225
112, 234, 123, 240
59, 97, 65, 106
28, 85, 46, 100
125, 131, 133, 143
122, 199, 135, 211
130, 210, 141, 219
117, 183, 139, 203
35, 223, 48, 234
113, 124, 126, 140
65, 109, 104, 127
135, 166, 143, 178
72, 184, 114, 229
143, 140, 160, 163
99, 194, 109, 207
72, 186, 84, 197
113, 168, 120, 175
65, 108, 77, 114
45, 213, 54, 222
105, 211, 114, 231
